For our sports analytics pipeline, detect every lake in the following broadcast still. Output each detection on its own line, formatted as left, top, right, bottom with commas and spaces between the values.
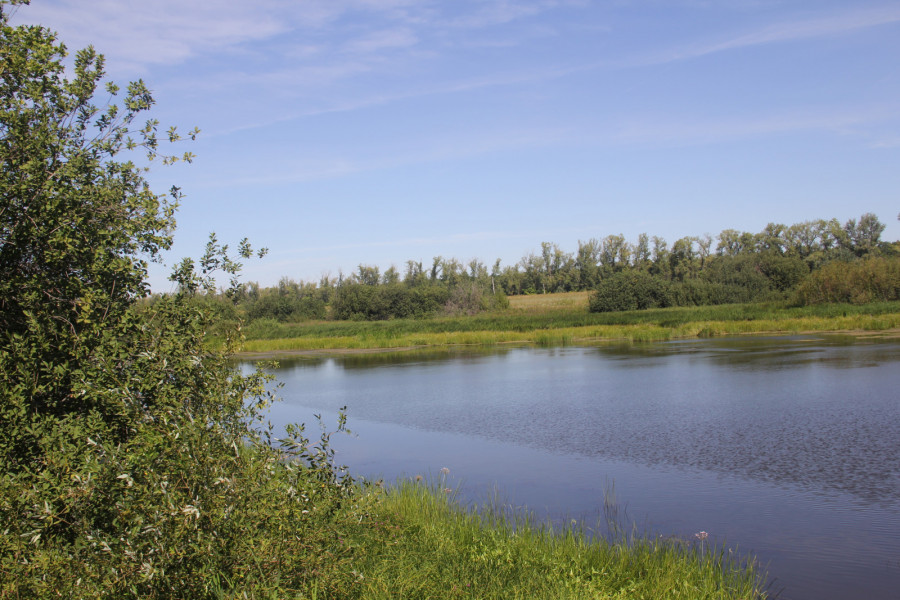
252, 335, 900, 600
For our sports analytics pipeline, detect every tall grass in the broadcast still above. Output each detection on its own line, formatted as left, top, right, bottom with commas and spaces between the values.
344, 478, 766, 599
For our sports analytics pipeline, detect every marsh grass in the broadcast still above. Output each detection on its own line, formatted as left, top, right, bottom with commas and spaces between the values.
238, 299, 900, 354
344, 478, 766, 599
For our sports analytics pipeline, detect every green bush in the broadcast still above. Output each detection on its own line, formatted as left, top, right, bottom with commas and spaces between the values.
0, 7, 360, 597
757, 253, 809, 292
589, 271, 673, 312
246, 291, 326, 321
443, 282, 508, 315
793, 256, 900, 305
331, 283, 458, 320
669, 279, 772, 306
590, 254, 808, 313
702, 254, 774, 297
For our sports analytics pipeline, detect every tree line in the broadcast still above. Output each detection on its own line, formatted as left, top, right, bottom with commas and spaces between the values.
208, 212, 896, 321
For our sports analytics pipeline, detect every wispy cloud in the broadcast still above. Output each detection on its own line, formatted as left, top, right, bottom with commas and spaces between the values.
196, 4, 900, 138
11, 0, 573, 69
638, 5, 900, 65
206, 61, 594, 136
11, 0, 292, 72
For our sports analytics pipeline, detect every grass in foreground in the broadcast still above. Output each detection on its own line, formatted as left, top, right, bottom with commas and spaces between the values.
339, 479, 766, 600
237, 298, 900, 354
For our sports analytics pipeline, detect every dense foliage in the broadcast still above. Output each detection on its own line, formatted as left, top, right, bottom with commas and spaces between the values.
793, 256, 900, 305
241, 278, 328, 321
331, 282, 452, 320
0, 4, 358, 597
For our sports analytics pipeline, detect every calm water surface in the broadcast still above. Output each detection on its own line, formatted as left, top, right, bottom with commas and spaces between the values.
254, 335, 900, 600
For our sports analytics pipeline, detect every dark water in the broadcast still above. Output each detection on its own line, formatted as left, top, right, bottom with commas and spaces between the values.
253, 335, 900, 600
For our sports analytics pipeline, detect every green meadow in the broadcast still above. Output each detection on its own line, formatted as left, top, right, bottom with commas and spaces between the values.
238, 294, 900, 356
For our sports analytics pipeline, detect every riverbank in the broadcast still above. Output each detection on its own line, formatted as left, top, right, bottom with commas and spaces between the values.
327, 478, 766, 599
237, 296, 900, 357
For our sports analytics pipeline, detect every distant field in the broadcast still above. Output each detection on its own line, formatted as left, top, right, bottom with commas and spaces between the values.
507, 291, 591, 312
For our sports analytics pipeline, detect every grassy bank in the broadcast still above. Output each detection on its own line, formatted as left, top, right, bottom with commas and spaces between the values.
327, 478, 766, 600
237, 295, 900, 354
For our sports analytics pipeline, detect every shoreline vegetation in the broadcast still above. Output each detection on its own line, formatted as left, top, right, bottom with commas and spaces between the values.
236, 293, 900, 357
333, 478, 767, 599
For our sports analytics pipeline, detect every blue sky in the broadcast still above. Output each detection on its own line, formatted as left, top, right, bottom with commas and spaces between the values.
12, 0, 900, 290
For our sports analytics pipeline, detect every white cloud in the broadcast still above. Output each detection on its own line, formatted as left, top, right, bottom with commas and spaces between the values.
8, 0, 571, 70
202, 4, 900, 136
10, 0, 296, 75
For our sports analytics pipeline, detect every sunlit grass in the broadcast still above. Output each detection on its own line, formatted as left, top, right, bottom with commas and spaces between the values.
343, 478, 766, 600
237, 297, 900, 354
508, 291, 592, 312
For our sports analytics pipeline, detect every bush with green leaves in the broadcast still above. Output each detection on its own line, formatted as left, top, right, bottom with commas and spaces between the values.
444, 281, 509, 315
669, 279, 776, 306
590, 253, 811, 313
793, 256, 900, 305
589, 270, 673, 312
0, 3, 363, 597
331, 282, 453, 320
701, 254, 777, 296
246, 290, 327, 322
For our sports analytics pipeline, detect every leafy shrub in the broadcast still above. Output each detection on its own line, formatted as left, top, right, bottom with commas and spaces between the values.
0, 8, 363, 597
412, 284, 456, 314
757, 253, 809, 292
443, 282, 508, 315
589, 271, 673, 312
793, 256, 900, 305
246, 291, 326, 321
669, 279, 770, 306
331, 283, 455, 320
590, 260, 795, 313
702, 254, 774, 296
